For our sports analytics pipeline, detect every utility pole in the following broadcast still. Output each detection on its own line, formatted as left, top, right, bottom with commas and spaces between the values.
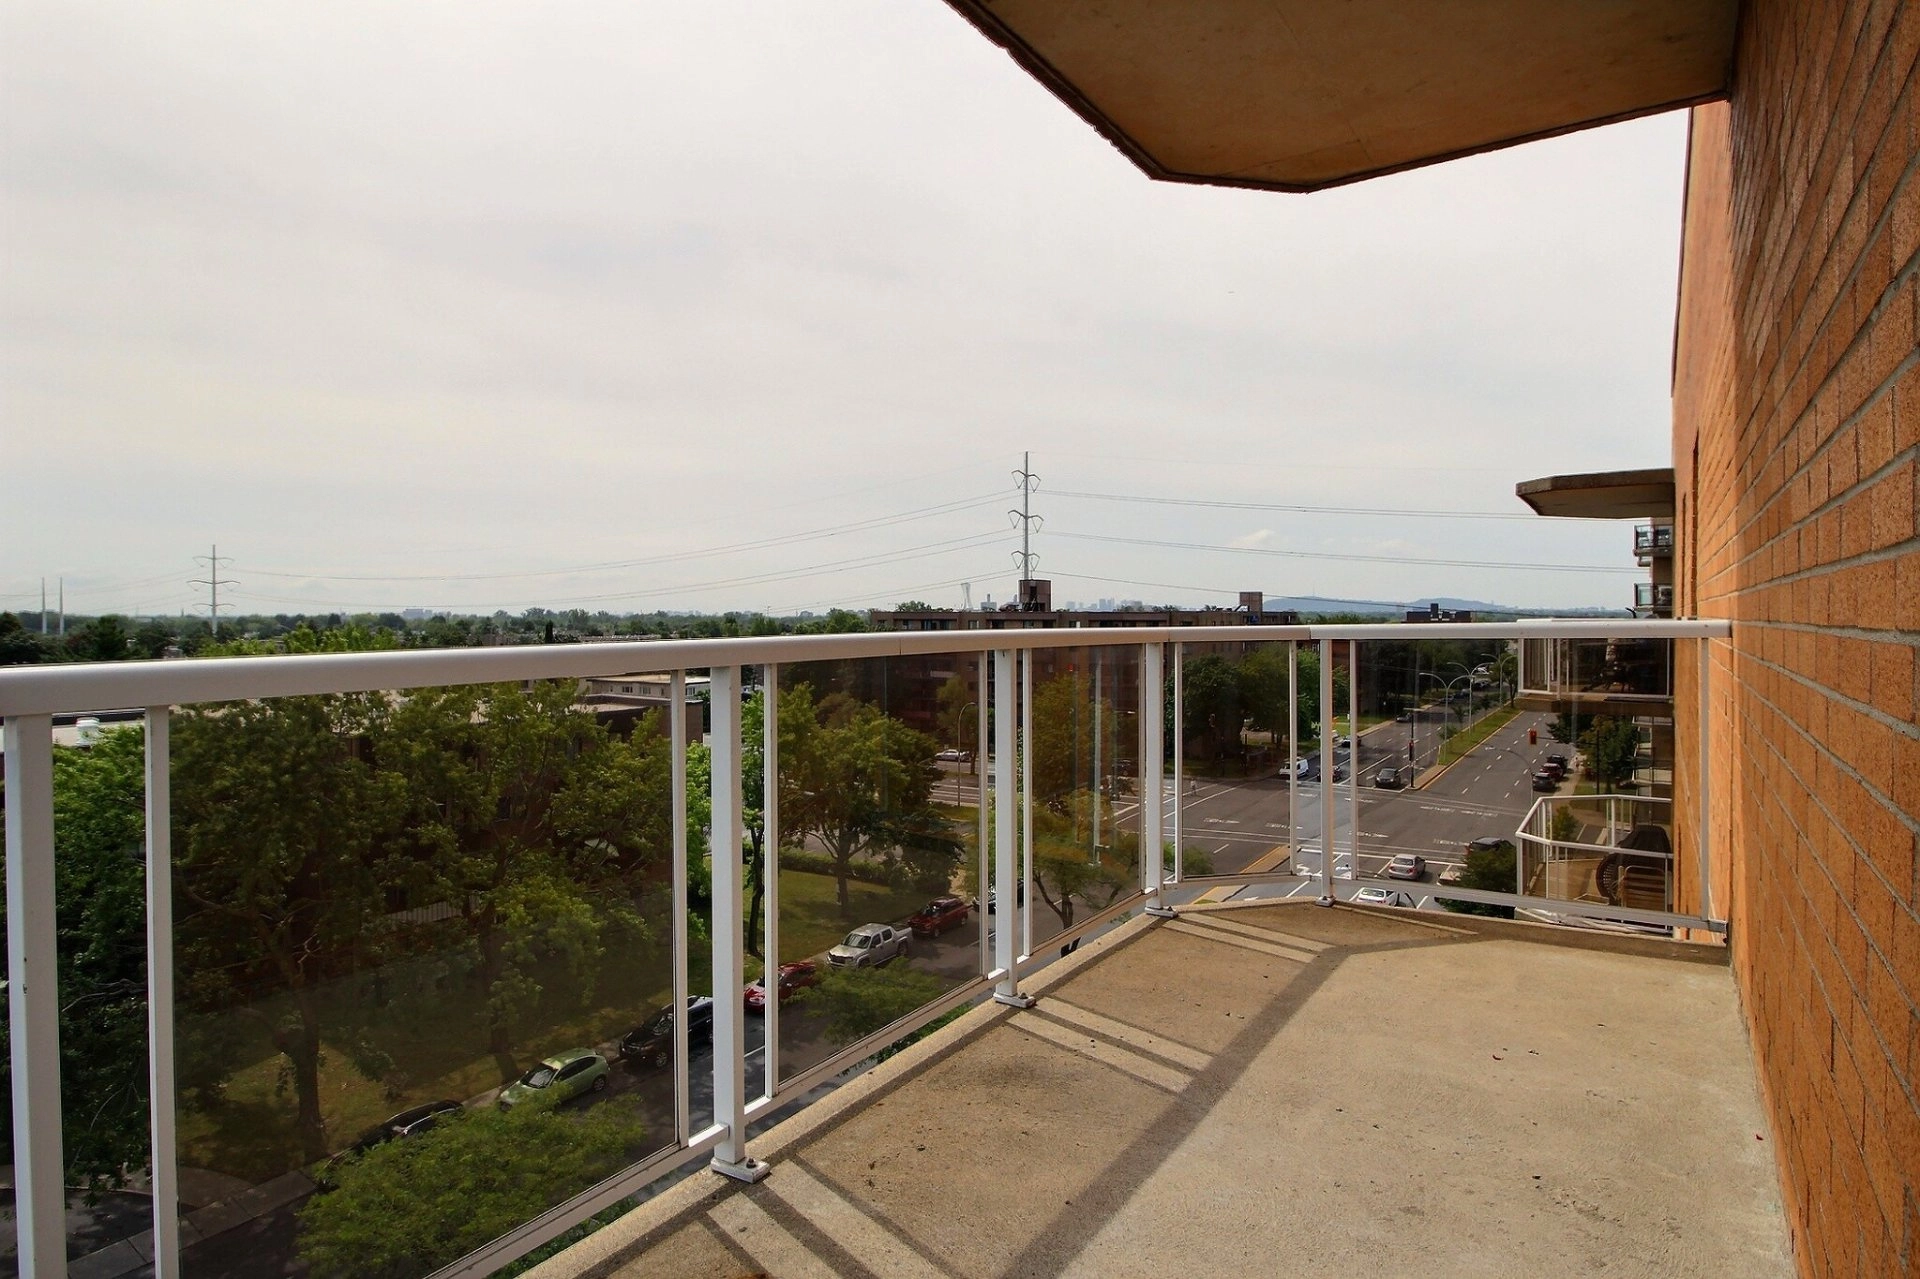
57, 578, 64, 637
191, 545, 238, 636
40, 578, 47, 635
1009, 451, 1042, 585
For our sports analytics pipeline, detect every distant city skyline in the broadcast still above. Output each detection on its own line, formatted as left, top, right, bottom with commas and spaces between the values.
5, 3, 1683, 620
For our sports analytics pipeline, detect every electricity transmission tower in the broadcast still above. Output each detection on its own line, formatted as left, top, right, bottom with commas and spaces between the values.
191, 545, 238, 636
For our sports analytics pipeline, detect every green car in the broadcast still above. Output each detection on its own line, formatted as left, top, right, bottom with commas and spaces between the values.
497, 1048, 609, 1110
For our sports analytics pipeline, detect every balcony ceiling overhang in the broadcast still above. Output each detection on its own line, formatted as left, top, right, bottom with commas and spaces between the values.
940, 0, 1738, 192
1516, 467, 1676, 519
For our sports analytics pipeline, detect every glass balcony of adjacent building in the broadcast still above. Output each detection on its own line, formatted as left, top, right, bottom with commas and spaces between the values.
1633, 523, 1675, 563
1632, 582, 1675, 618
0, 617, 1787, 1279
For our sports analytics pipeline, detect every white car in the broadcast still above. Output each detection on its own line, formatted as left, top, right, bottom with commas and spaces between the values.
1353, 886, 1397, 905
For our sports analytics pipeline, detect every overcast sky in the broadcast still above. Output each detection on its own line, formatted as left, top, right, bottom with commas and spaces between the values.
3, 2, 1689, 620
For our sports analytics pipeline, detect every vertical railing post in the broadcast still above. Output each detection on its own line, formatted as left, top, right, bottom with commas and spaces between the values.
1019, 651, 1034, 960
670, 673, 691, 1148
761, 667, 780, 1100
146, 709, 181, 1279
1288, 642, 1298, 858
1091, 650, 1103, 853
4, 713, 66, 1278
1347, 640, 1361, 883
1143, 642, 1174, 917
975, 654, 990, 976
708, 666, 767, 1182
1318, 640, 1337, 905
1170, 642, 1183, 884
1697, 639, 1715, 924
991, 650, 1032, 1007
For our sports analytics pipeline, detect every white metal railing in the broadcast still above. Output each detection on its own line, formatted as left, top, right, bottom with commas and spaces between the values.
0, 617, 1729, 1279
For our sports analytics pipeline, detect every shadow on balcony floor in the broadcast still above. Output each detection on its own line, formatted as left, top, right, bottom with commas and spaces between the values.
535, 903, 1790, 1279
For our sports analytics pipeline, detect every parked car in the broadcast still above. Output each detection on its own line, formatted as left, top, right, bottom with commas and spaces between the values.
1385, 853, 1427, 881
827, 923, 909, 969
1353, 885, 1398, 905
320, 1099, 463, 1187
908, 895, 971, 938
934, 748, 973, 763
1531, 771, 1559, 792
745, 962, 818, 1013
985, 881, 1025, 914
1545, 753, 1570, 769
1538, 760, 1566, 781
620, 995, 715, 1067
1373, 767, 1405, 789
498, 1048, 610, 1109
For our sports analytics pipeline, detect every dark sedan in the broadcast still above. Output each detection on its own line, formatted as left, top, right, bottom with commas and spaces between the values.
620, 995, 714, 1068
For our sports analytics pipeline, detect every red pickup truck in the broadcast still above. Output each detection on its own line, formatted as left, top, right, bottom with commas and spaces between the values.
908, 895, 972, 938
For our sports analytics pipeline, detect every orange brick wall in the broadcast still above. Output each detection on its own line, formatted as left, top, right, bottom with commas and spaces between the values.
1672, 3, 1919, 1275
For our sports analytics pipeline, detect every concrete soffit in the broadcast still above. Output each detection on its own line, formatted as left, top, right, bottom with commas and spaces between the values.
942, 0, 1739, 193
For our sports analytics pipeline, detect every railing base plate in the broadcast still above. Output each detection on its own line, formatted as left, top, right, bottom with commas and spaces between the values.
1143, 905, 1178, 919
993, 991, 1036, 1009
710, 1156, 771, 1184
1315, 895, 1336, 907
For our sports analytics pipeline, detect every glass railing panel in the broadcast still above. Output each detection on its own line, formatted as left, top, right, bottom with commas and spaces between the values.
166, 679, 679, 1279
1518, 793, 1675, 916
1024, 644, 1143, 954
1173, 638, 1299, 879
40, 715, 166, 1273
766, 654, 979, 1091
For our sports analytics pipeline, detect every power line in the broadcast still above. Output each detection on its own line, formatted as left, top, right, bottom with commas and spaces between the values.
235, 491, 1008, 585
224, 532, 1021, 613
1044, 488, 1609, 522
1047, 530, 1635, 573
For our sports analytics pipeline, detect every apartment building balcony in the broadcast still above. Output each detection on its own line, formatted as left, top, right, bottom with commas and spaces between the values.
1634, 524, 1675, 563
1632, 583, 1675, 618
534, 902, 1788, 1279
0, 619, 1764, 1279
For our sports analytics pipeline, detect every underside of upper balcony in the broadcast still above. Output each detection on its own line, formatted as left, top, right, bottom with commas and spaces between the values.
939, 2, 1738, 192
535, 901, 1789, 1279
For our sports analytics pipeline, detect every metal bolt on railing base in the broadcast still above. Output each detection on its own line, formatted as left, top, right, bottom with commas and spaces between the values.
710, 1155, 771, 1184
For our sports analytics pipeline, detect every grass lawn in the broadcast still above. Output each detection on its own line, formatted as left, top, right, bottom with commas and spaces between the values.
1438, 704, 1521, 766
177, 870, 923, 1186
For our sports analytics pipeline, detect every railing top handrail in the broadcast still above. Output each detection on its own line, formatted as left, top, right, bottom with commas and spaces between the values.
0, 618, 1730, 718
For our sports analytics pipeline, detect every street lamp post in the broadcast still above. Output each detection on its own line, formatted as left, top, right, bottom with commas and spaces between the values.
1417, 671, 1473, 768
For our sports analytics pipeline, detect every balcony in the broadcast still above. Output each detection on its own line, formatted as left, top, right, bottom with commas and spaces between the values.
0, 619, 1757, 1279
1634, 524, 1675, 560
1632, 583, 1674, 617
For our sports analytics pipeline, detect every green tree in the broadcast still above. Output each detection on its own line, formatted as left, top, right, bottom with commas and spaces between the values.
0, 611, 47, 664
172, 692, 409, 1162
1546, 711, 1579, 744
935, 674, 980, 770
379, 682, 645, 1073
1439, 840, 1517, 919
1580, 716, 1642, 790
805, 964, 949, 1045
1179, 654, 1242, 761
1236, 647, 1292, 740
76, 614, 132, 662
296, 1097, 648, 1279
1030, 671, 1119, 812
783, 689, 957, 917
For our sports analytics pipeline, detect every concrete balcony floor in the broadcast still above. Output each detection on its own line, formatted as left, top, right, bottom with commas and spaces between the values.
534, 902, 1791, 1279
